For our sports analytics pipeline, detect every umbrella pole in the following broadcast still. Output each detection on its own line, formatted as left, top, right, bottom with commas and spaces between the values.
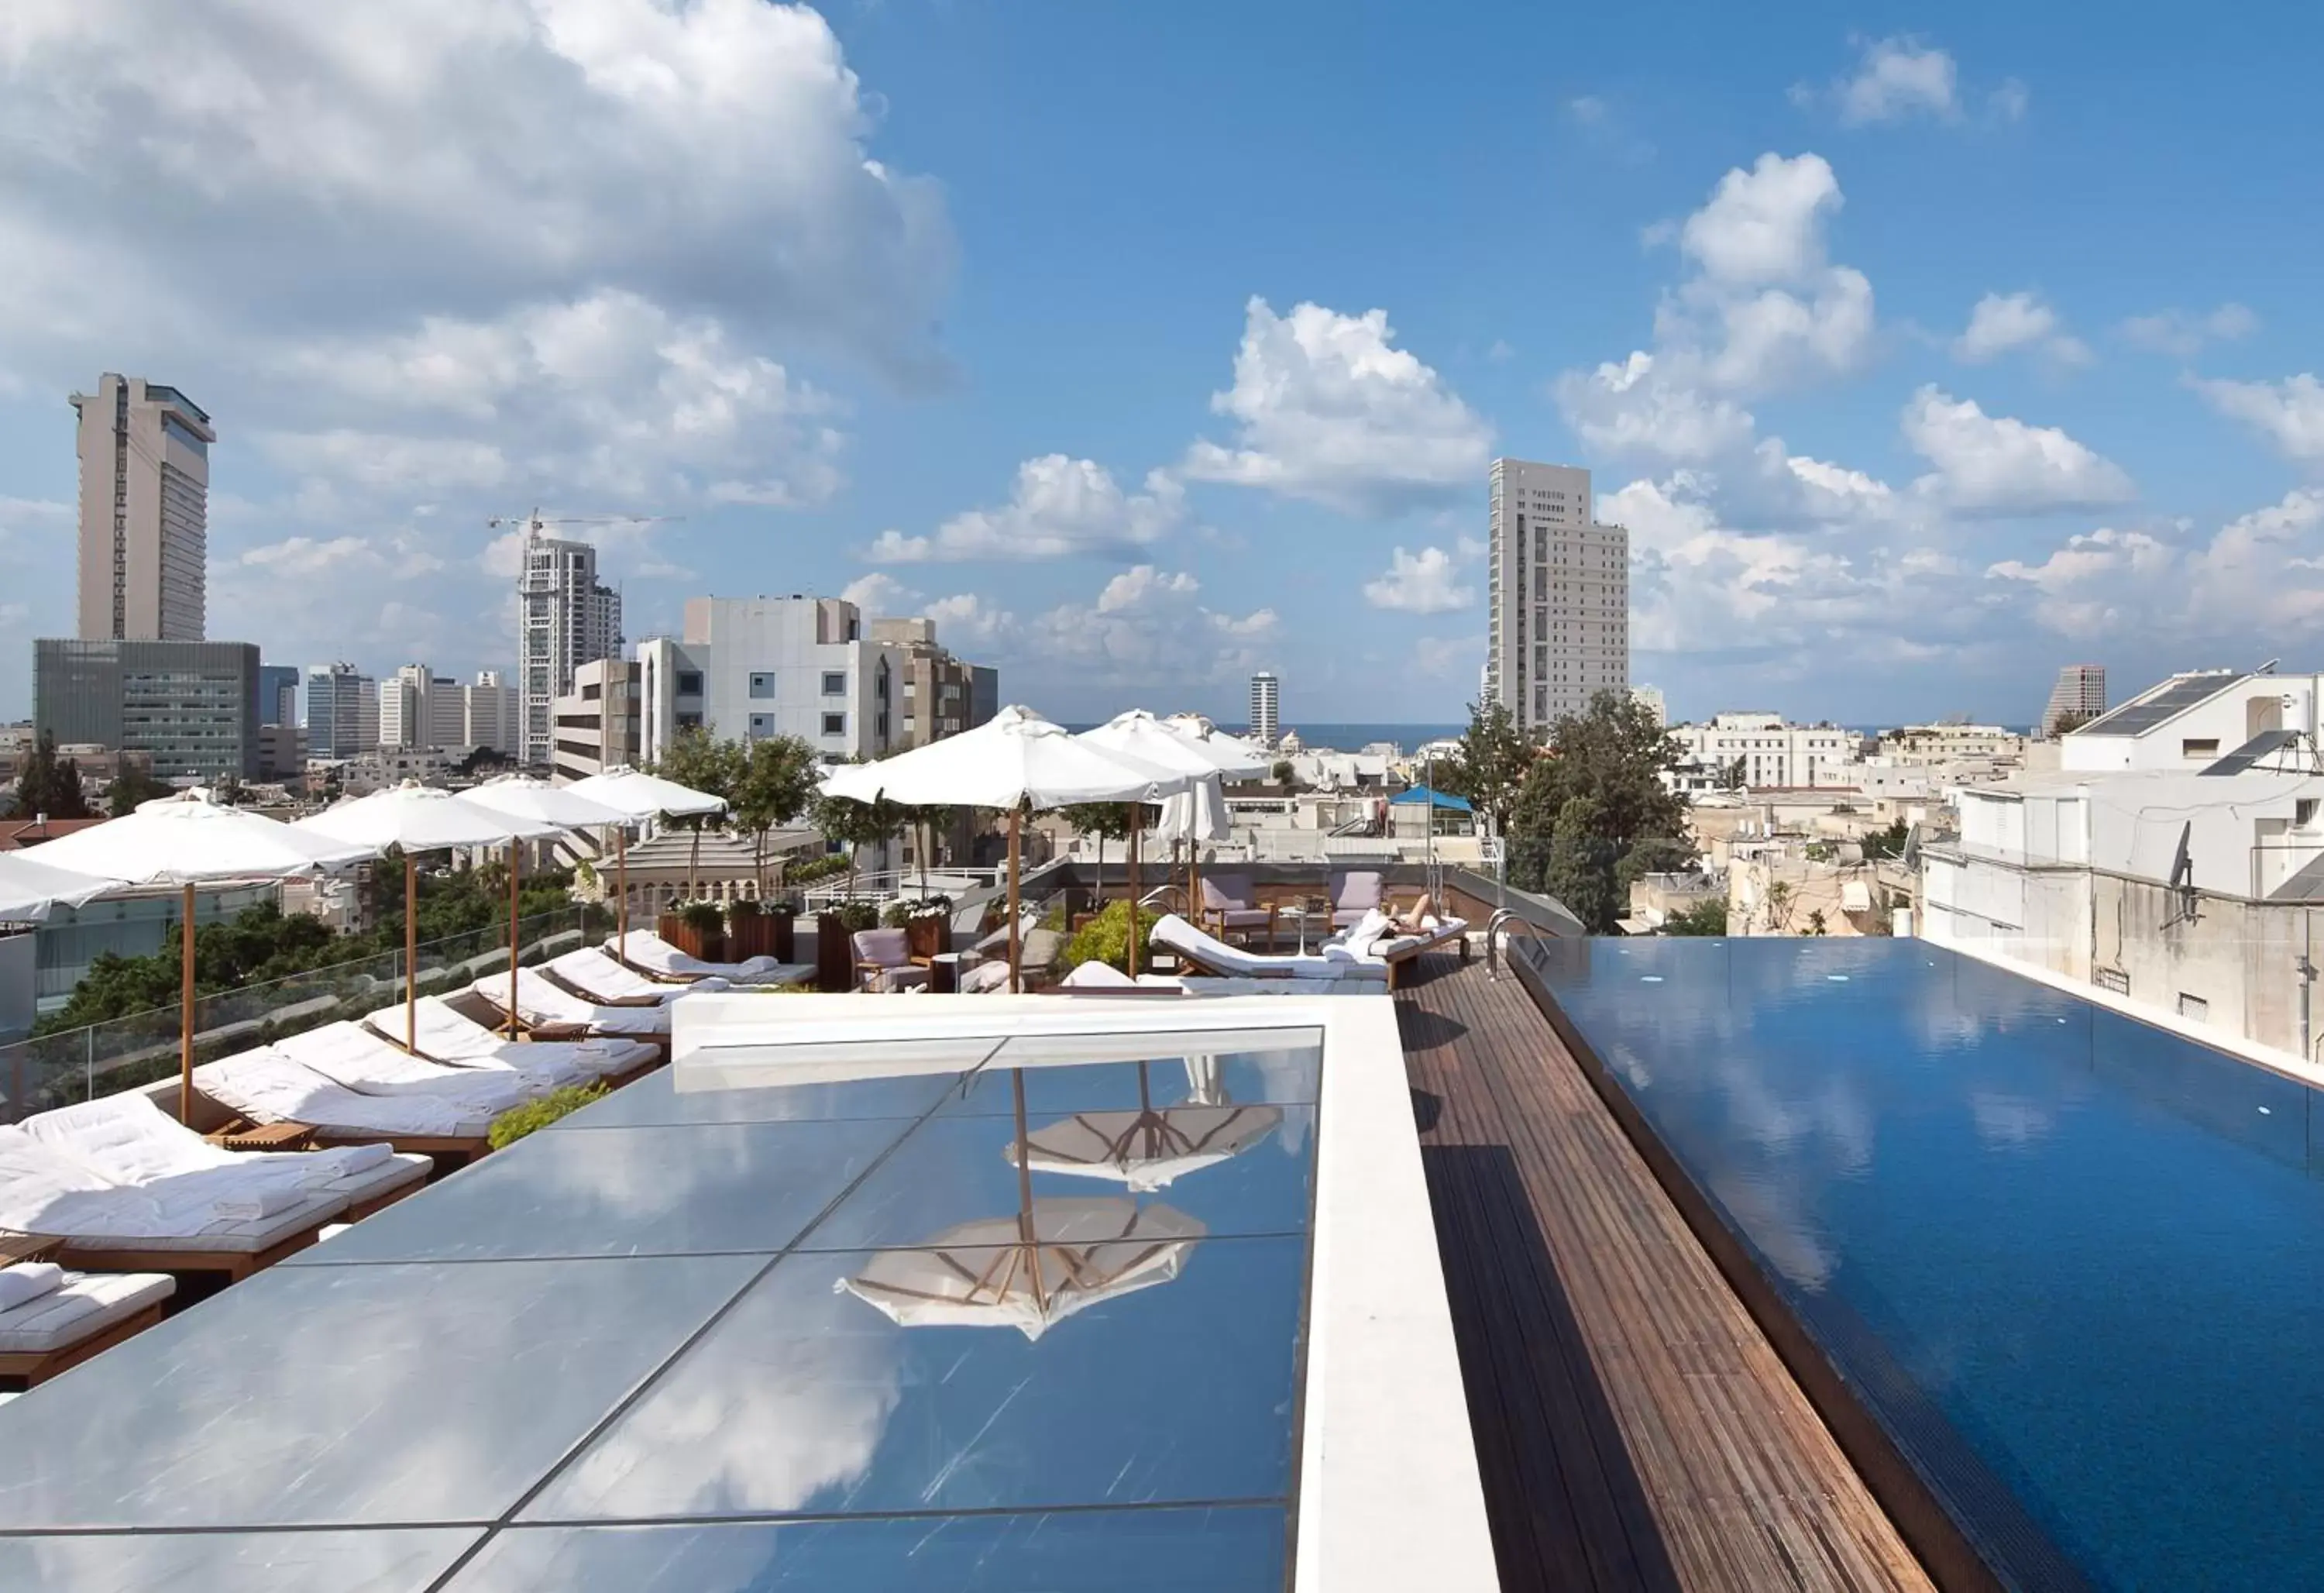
614, 824, 627, 948
177, 882, 195, 1125
405, 853, 418, 1053
1007, 806, 1023, 994
1126, 808, 1140, 978
1012, 1068, 1047, 1313
506, 839, 522, 1039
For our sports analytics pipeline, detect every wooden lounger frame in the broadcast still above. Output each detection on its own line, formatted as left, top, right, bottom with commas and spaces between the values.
0, 1299, 169, 1388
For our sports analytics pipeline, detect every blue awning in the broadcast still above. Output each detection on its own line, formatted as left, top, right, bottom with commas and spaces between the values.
1389, 785, 1472, 812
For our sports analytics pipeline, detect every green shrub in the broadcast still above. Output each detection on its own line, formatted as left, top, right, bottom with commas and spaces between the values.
488, 1082, 610, 1150
1062, 900, 1160, 974
727, 897, 763, 921
830, 900, 881, 934
679, 900, 724, 934
880, 901, 913, 929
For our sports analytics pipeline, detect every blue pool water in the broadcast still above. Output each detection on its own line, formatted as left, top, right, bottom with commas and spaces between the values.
1530, 936, 2324, 1591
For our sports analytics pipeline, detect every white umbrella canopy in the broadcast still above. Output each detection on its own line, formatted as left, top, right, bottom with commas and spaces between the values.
1160, 714, 1272, 779
820, 706, 1191, 809
837, 1198, 1205, 1340
33, 790, 380, 1124
1081, 710, 1257, 781
294, 783, 561, 1052
1152, 773, 1231, 845
34, 788, 376, 884
0, 852, 119, 921
456, 773, 632, 833
566, 766, 727, 821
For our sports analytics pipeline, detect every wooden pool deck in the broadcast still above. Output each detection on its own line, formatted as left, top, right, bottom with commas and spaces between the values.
1394, 953, 1935, 1593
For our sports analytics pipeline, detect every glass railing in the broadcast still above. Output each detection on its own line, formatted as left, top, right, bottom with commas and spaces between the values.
0, 906, 609, 1125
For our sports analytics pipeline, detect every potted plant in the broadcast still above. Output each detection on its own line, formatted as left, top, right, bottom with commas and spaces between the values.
906, 895, 954, 962
726, 898, 773, 961
814, 898, 882, 992
666, 900, 727, 962
767, 898, 797, 963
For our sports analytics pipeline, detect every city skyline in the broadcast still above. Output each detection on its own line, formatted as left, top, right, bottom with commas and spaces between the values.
2, 7, 2321, 728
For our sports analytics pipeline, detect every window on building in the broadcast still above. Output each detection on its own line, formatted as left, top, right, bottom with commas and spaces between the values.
749, 673, 775, 698
676, 712, 702, 730
2178, 992, 2209, 1022
675, 672, 703, 697
748, 714, 774, 738
821, 712, 846, 737
2181, 738, 2220, 760
2300, 799, 2320, 828
821, 672, 846, 696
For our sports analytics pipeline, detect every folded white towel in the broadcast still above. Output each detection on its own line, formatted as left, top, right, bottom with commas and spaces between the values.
212, 1185, 305, 1221
310, 1143, 393, 1178
0, 1262, 67, 1312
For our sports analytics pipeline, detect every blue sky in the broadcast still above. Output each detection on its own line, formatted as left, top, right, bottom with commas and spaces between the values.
2, 2, 2321, 731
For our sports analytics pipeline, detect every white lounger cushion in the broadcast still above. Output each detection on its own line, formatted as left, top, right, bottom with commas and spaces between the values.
374, 997, 642, 1081
610, 929, 790, 983
0, 1126, 349, 1248
1149, 914, 1391, 981
272, 1024, 536, 1112
22, 1096, 426, 1210
550, 946, 722, 1005
0, 1270, 174, 1355
196, 1049, 499, 1141
473, 969, 670, 1037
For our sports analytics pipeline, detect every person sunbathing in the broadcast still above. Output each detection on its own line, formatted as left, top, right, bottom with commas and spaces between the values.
1383, 893, 1439, 934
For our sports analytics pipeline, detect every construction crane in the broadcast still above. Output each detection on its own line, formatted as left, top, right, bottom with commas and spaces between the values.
485, 508, 683, 541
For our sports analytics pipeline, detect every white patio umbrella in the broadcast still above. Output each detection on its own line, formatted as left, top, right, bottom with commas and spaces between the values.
33, 790, 376, 1123
1160, 715, 1273, 778
566, 766, 728, 938
819, 707, 1191, 989
1015, 1097, 1283, 1191
837, 1198, 1205, 1340
0, 852, 118, 922
1079, 712, 1258, 976
294, 783, 557, 1052
460, 776, 634, 1027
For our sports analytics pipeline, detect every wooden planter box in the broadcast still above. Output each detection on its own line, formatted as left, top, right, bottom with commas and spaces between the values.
659, 912, 726, 964
906, 914, 952, 962
726, 912, 775, 962
813, 913, 856, 992
771, 911, 796, 964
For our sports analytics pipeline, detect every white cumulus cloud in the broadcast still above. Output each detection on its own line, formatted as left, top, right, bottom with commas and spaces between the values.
1363, 546, 1475, 614
2120, 304, 2258, 358
1794, 36, 2025, 127
865, 456, 1185, 563
1952, 291, 2091, 369
1181, 298, 1493, 515
2189, 373, 2324, 463
1903, 387, 2134, 513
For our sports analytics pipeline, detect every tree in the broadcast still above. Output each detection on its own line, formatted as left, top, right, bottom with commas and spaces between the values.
1058, 802, 1136, 906
813, 792, 908, 897
1270, 759, 1295, 786
1543, 796, 1621, 933
1615, 834, 1700, 893
1504, 689, 1691, 906
1761, 879, 1795, 934
731, 735, 820, 896
651, 728, 748, 896
1861, 819, 1910, 860
1805, 908, 1830, 936
13, 730, 91, 820
1663, 898, 1728, 936
1718, 755, 1747, 791
2050, 710, 2095, 736
1433, 700, 1533, 836
106, 768, 173, 818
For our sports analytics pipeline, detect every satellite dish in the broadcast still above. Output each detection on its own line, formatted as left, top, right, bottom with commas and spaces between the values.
1901, 821, 1923, 869
2168, 821, 2193, 893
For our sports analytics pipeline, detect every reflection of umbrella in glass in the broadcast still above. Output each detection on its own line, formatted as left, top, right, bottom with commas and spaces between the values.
837, 1068, 1203, 1340
1012, 1061, 1280, 1192
838, 1197, 1205, 1340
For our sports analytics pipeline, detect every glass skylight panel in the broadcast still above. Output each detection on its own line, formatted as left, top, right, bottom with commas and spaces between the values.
444, 1509, 1288, 1591
520, 1236, 1309, 1522
0, 1528, 480, 1592
287, 1120, 916, 1264
0, 1256, 759, 1529
552, 1061, 982, 1130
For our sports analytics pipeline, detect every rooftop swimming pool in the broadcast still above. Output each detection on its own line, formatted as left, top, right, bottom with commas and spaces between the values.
0, 996, 1493, 1592
1530, 936, 2324, 1591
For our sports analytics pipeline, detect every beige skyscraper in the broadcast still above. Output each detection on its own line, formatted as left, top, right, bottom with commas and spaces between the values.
1486, 458, 1628, 735
70, 374, 212, 642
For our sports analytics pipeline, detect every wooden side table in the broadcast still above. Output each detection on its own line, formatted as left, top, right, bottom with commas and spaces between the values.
205, 1120, 316, 1152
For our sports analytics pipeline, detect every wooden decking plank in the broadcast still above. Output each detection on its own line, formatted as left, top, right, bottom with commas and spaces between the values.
1396, 955, 1934, 1593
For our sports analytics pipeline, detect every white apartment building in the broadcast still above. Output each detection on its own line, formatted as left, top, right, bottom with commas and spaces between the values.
464, 670, 520, 755
2059, 669, 2324, 774
2041, 664, 2107, 738
1250, 673, 1281, 748
378, 666, 519, 754
1485, 458, 1628, 735
552, 658, 640, 784
70, 374, 211, 642
1878, 723, 2025, 766
519, 533, 623, 767
1668, 713, 1855, 792
1922, 745, 2324, 1064
1631, 684, 1667, 727
636, 597, 902, 766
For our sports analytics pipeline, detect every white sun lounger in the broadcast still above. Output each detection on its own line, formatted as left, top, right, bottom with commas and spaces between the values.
1056, 961, 1377, 997
548, 946, 723, 1006
0, 1125, 349, 1280
195, 1048, 502, 1150
1147, 913, 1393, 982
0, 1268, 176, 1387
470, 968, 671, 1040
271, 1024, 539, 1113
608, 929, 807, 986
367, 996, 651, 1083
1323, 911, 1473, 985
20, 1094, 429, 1222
